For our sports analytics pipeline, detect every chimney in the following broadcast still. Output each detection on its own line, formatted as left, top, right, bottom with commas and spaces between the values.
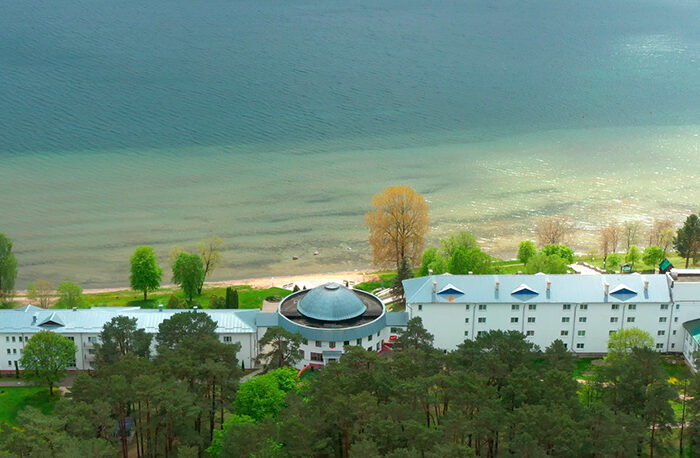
644, 279, 649, 291
495, 280, 500, 291
604, 282, 610, 295
468, 271, 473, 275
546, 280, 551, 291
193, 306, 198, 311
32, 313, 38, 324
432, 281, 437, 300
72, 307, 77, 312
428, 269, 433, 276
158, 304, 163, 312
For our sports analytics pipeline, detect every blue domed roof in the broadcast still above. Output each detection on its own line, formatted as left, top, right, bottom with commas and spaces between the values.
297, 283, 367, 321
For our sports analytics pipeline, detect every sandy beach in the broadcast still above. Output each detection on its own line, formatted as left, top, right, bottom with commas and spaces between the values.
10, 270, 379, 306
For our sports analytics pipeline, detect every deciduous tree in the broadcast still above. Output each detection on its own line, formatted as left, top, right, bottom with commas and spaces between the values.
129, 245, 162, 301
524, 252, 568, 274
517, 240, 537, 264
622, 221, 642, 250
0, 233, 17, 303
607, 328, 653, 359
172, 252, 205, 303
642, 245, 665, 271
541, 244, 575, 263
26, 280, 54, 308
448, 246, 494, 274
625, 244, 641, 270
366, 185, 429, 270
198, 236, 224, 294
535, 216, 572, 246
56, 281, 83, 308
20, 331, 77, 395
418, 247, 448, 276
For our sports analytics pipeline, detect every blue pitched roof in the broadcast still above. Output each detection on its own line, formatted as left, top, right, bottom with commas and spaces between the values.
438, 284, 464, 295
0, 307, 259, 334
403, 274, 671, 304
609, 284, 637, 296
511, 284, 539, 296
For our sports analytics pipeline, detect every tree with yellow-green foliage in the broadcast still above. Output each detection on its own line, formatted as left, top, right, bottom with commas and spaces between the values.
366, 185, 429, 270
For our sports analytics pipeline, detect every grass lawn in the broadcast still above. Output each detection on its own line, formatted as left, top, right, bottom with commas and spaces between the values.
354, 271, 397, 293
0, 387, 58, 426
56, 285, 292, 310
577, 253, 694, 274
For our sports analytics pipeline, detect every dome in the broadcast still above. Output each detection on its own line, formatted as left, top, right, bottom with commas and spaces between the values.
297, 283, 367, 321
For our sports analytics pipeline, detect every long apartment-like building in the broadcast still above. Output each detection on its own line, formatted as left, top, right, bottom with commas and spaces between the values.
403, 272, 700, 369
0, 283, 408, 372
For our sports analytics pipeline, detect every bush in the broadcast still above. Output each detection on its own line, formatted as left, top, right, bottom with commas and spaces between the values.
209, 295, 225, 309
167, 295, 183, 309
265, 295, 283, 302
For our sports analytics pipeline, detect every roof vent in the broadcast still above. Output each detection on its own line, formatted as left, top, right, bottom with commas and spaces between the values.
432, 281, 437, 292
193, 306, 198, 311
495, 281, 500, 291
468, 271, 473, 275
428, 269, 433, 275
644, 279, 649, 290
32, 313, 38, 324
72, 307, 77, 312
158, 304, 163, 312
604, 282, 610, 295
546, 280, 552, 291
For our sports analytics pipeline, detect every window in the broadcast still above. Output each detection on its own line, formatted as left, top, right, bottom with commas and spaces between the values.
344, 341, 350, 346
655, 343, 664, 349
67, 337, 74, 342
24, 336, 28, 342
528, 317, 536, 323
356, 339, 362, 345
512, 304, 519, 311
464, 331, 469, 337
4, 337, 8, 342
477, 331, 485, 337
310, 352, 323, 362
610, 317, 618, 323
675, 317, 679, 322
11, 336, 15, 342
657, 331, 665, 336
479, 304, 487, 311
377, 332, 380, 337
88, 336, 98, 343
528, 304, 537, 310
329, 341, 336, 348
526, 331, 534, 336
511, 317, 519, 323
88, 349, 96, 355
561, 330, 569, 336
563, 343, 568, 349
368, 334, 373, 341
611, 304, 619, 310
673, 330, 677, 336
562, 317, 570, 323
580, 304, 588, 310
465, 318, 469, 323
627, 317, 635, 323
628, 304, 636, 310
223, 336, 232, 343
478, 317, 486, 323
660, 304, 669, 310
563, 304, 571, 310
577, 330, 586, 336
672, 343, 676, 349
418, 304, 422, 311
676, 304, 680, 310
609, 330, 616, 335
579, 317, 587, 323
576, 343, 585, 349
315, 341, 322, 348
367, 347, 372, 351
465, 304, 470, 311
5, 349, 9, 355
659, 317, 667, 323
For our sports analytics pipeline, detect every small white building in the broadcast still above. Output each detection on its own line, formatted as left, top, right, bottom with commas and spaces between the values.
403, 273, 700, 369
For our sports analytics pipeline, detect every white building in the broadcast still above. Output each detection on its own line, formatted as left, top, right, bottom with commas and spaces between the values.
0, 283, 408, 373
403, 273, 700, 369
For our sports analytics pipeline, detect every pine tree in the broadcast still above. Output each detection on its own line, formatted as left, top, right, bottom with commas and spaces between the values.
391, 257, 413, 308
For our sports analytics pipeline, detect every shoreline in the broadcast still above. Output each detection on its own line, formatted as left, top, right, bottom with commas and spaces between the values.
11, 269, 379, 303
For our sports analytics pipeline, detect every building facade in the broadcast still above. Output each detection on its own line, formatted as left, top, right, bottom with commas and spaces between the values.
0, 283, 408, 373
403, 273, 700, 369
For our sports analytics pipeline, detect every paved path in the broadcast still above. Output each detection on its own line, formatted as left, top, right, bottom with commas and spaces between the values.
240, 368, 263, 382
0, 372, 76, 388
570, 262, 605, 275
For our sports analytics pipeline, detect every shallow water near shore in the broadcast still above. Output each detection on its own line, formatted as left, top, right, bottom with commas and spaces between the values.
1, 0, 700, 287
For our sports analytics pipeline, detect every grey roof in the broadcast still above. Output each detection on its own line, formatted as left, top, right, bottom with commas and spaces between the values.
256, 312, 279, 327
0, 307, 259, 334
385, 312, 409, 326
297, 283, 367, 321
403, 274, 672, 304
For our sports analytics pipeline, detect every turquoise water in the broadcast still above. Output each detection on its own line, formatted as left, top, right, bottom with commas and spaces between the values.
1, 0, 700, 287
